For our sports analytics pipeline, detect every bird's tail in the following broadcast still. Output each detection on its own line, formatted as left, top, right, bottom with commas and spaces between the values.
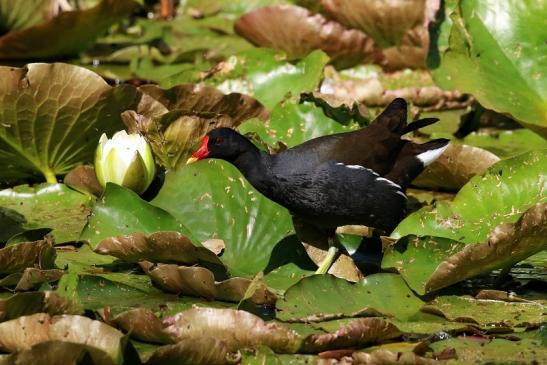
372, 98, 441, 135
384, 139, 449, 189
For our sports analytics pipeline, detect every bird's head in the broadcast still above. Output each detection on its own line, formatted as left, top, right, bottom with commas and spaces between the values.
186, 128, 253, 164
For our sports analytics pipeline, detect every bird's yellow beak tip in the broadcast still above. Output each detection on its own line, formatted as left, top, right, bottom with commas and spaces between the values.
186, 157, 199, 165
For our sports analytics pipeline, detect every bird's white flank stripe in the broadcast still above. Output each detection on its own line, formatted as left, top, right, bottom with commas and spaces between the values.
336, 163, 379, 176
376, 177, 402, 189
417, 144, 449, 166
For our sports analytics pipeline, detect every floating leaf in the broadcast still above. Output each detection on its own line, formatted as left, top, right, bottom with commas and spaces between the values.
0, 63, 138, 183
95, 231, 221, 266
352, 349, 440, 365
152, 160, 293, 277
0, 239, 56, 275
163, 307, 301, 353
0, 292, 80, 323
145, 264, 276, 305
422, 296, 545, 328
434, 0, 547, 136
0, 183, 91, 244
277, 274, 424, 322
413, 143, 500, 191
384, 204, 547, 294
429, 337, 547, 364
81, 183, 196, 249
0, 0, 139, 59
113, 308, 173, 344
145, 337, 240, 365
301, 318, 401, 353
12, 268, 64, 291
63, 165, 104, 197
0, 313, 125, 361
393, 150, 547, 243
234, 5, 382, 68
205, 49, 329, 109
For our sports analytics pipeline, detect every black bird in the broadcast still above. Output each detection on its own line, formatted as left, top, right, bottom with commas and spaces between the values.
187, 98, 449, 273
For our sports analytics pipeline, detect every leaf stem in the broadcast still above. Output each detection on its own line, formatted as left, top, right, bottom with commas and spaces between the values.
43, 168, 57, 184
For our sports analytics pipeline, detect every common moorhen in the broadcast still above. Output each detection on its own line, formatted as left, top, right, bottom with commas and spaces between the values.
187, 98, 449, 273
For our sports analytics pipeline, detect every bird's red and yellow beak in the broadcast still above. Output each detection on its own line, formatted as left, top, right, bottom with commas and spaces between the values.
186, 136, 210, 164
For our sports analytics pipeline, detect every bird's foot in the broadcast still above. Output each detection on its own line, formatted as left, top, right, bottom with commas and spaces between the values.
315, 246, 339, 274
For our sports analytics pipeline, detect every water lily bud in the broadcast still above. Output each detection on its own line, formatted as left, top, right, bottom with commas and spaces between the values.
95, 131, 156, 194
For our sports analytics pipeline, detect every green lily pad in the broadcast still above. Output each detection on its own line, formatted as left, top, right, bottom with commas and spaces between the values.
0, 183, 91, 244
422, 295, 546, 328
393, 150, 547, 243
277, 273, 425, 322
80, 183, 195, 249
0, 0, 139, 59
0, 63, 139, 183
152, 160, 294, 277
384, 204, 547, 294
239, 100, 358, 148
429, 337, 547, 364
205, 49, 329, 109
433, 0, 547, 136
0, 0, 56, 32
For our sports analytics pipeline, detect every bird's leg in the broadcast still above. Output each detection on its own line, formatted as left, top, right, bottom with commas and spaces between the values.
315, 236, 340, 274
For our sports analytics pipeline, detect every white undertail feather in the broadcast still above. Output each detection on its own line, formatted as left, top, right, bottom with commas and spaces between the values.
417, 144, 449, 166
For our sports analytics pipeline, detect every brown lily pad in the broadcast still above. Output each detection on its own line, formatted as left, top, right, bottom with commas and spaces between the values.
63, 165, 104, 197
0, 239, 56, 275
413, 144, 500, 191
352, 349, 440, 365
113, 308, 172, 344
145, 263, 276, 305
138, 84, 269, 123
12, 268, 64, 291
235, 5, 383, 68
0, 292, 80, 323
0, 340, 120, 365
302, 318, 401, 353
0, 0, 139, 59
425, 203, 547, 292
122, 110, 234, 169
145, 337, 240, 365
94, 231, 222, 266
0, 313, 125, 362
163, 307, 301, 353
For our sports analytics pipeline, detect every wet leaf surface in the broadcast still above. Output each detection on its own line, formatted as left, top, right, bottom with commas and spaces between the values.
81, 184, 196, 249
204, 49, 329, 109
152, 160, 293, 277
393, 150, 547, 243
434, 0, 547, 136
277, 274, 425, 322
95, 231, 221, 266
144, 263, 276, 304
0, 184, 91, 243
422, 295, 545, 328
0, 238, 56, 275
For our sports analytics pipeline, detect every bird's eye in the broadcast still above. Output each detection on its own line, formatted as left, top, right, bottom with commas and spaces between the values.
214, 137, 223, 145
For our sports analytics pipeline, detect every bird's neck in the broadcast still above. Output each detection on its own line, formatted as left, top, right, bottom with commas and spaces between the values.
231, 147, 274, 195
